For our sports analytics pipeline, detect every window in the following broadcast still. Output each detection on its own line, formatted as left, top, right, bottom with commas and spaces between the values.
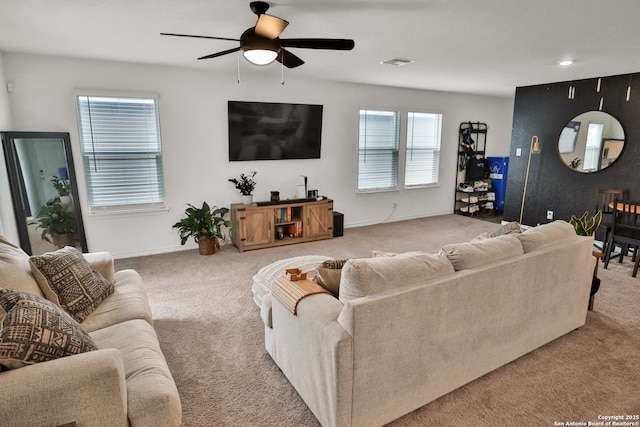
583, 122, 604, 171
357, 109, 443, 192
358, 110, 400, 191
405, 112, 442, 187
76, 95, 165, 213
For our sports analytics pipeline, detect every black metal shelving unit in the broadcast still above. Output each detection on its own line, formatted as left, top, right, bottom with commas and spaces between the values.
454, 122, 496, 217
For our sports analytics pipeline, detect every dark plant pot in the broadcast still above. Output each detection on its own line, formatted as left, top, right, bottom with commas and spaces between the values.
198, 236, 220, 255
51, 232, 75, 249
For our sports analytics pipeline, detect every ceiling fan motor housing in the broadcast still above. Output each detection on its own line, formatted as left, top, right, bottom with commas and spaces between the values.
240, 28, 280, 54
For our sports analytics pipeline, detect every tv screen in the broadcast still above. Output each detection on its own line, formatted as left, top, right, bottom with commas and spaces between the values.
228, 101, 323, 161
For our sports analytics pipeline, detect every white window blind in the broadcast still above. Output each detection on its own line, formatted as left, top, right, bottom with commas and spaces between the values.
358, 109, 400, 191
77, 95, 166, 212
405, 112, 443, 187
583, 122, 604, 171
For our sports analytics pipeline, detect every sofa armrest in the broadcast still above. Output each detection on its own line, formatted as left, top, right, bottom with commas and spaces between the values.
271, 294, 353, 427
0, 348, 128, 427
83, 251, 116, 283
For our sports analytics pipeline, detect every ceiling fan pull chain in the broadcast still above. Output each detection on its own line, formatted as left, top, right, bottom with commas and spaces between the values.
281, 59, 285, 85
237, 53, 241, 84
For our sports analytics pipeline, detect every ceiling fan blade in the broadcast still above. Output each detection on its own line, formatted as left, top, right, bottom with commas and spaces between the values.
255, 14, 289, 39
198, 47, 241, 60
277, 49, 305, 68
161, 32, 240, 42
280, 38, 355, 50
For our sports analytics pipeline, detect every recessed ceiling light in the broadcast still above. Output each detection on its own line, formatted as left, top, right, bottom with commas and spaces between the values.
380, 58, 415, 66
558, 60, 574, 67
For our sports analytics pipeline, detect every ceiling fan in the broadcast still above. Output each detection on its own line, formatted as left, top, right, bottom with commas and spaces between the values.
161, 1, 355, 68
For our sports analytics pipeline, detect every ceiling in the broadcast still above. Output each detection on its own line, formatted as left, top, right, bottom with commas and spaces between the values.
2, 0, 640, 97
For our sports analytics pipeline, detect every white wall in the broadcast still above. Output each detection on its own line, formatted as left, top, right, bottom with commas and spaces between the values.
0, 52, 17, 241
2, 53, 514, 258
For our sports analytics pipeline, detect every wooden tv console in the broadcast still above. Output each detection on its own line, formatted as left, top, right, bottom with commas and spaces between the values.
230, 198, 333, 252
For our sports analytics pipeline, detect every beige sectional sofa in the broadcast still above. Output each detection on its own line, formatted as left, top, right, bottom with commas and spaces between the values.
0, 237, 182, 427
261, 221, 594, 427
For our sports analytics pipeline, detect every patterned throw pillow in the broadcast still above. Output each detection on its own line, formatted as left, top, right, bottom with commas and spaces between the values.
0, 289, 97, 370
314, 259, 349, 297
489, 221, 523, 237
29, 247, 114, 323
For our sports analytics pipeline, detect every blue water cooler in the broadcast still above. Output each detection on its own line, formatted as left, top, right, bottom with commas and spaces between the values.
487, 157, 509, 212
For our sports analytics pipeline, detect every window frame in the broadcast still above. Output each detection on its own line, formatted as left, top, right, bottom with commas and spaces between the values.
404, 110, 443, 189
357, 107, 444, 194
75, 91, 167, 215
357, 108, 401, 193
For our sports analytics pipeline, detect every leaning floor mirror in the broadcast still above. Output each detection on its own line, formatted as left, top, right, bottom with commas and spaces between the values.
1, 131, 87, 255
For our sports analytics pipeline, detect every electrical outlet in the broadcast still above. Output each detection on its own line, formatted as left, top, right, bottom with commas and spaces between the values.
546, 210, 554, 220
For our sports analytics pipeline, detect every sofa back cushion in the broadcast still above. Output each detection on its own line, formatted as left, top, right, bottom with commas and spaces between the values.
514, 220, 577, 253
0, 236, 43, 297
440, 234, 524, 271
339, 251, 454, 303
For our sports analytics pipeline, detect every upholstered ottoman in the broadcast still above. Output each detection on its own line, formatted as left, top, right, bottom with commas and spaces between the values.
252, 255, 331, 307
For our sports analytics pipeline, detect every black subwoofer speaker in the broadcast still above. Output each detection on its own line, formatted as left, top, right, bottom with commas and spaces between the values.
333, 211, 344, 237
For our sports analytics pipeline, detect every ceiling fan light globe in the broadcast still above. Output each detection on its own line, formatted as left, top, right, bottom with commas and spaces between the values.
243, 49, 278, 65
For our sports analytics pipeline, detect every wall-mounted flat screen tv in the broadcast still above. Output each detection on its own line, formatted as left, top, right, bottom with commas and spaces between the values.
228, 101, 323, 161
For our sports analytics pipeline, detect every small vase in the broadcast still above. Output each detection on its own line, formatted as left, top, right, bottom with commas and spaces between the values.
241, 195, 253, 204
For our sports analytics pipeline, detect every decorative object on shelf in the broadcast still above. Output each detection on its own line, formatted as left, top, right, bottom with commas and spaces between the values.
519, 135, 542, 224
570, 210, 602, 236
270, 191, 280, 202
229, 171, 257, 204
172, 202, 233, 255
30, 203, 76, 249
295, 175, 307, 199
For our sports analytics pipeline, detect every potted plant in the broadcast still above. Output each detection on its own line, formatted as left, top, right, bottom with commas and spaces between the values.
172, 202, 233, 255
31, 203, 76, 248
228, 171, 257, 203
51, 175, 70, 197
570, 210, 602, 236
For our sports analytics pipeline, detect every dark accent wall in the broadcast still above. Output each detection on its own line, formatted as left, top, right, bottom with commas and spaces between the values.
504, 73, 640, 234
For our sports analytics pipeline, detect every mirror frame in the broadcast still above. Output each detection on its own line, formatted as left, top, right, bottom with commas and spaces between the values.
1, 131, 87, 255
557, 111, 625, 173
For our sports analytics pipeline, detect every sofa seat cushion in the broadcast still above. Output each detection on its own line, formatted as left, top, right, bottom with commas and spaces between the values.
0, 236, 44, 298
440, 234, 524, 271
29, 247, 114, 323
339, 251, 454, 302
81, 269, 153, 333
90, 319, 182, 427
0, 289, 97, 370
515, 220, 577, 253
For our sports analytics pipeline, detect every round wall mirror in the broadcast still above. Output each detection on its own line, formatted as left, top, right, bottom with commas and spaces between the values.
557, 111, 624, 172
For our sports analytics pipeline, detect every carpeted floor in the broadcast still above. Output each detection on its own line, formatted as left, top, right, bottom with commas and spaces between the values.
115, 215, 640, 427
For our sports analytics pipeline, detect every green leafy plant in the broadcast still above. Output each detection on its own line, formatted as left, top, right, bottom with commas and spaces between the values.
570, 210, 602, 236
31, 204, 75, 242
51, 175, 70, 196
569, 158, 582, 169
172, 202, 233, 245
228, 171, 257, 196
